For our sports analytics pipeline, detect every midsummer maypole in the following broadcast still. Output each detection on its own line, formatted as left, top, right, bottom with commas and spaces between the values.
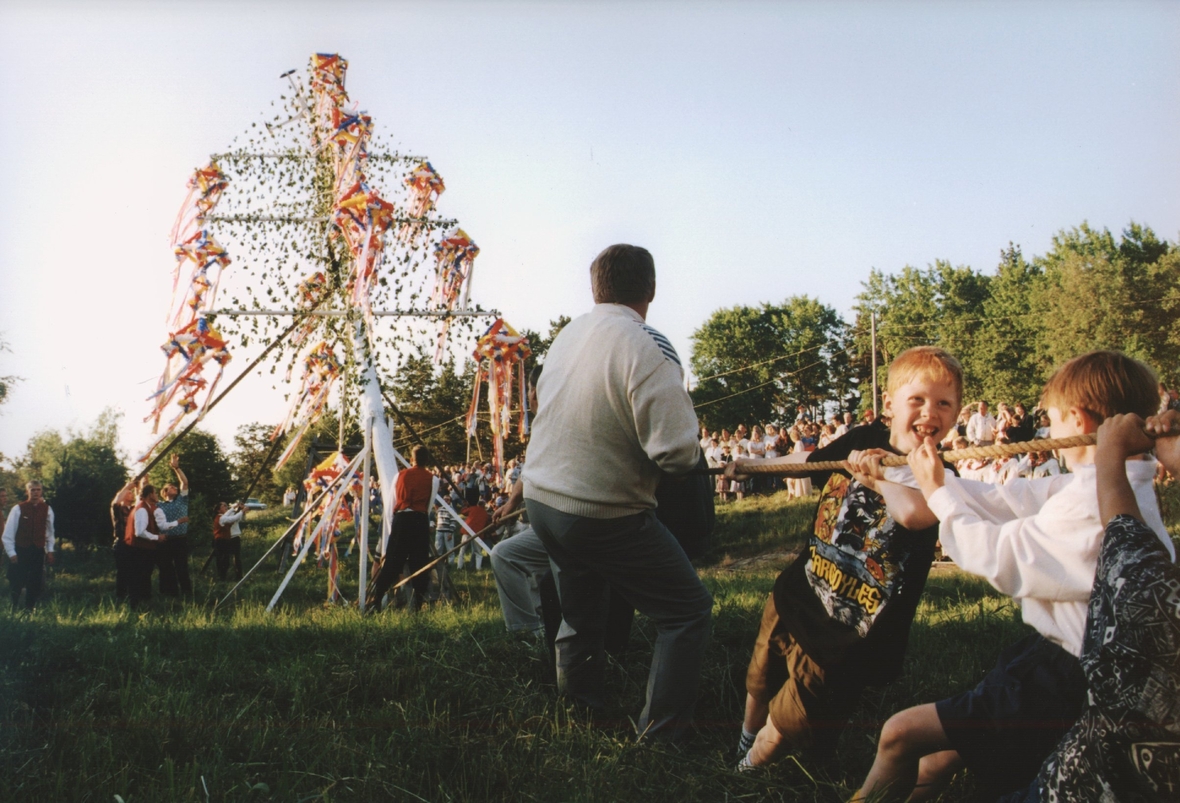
138, 53, 495, 607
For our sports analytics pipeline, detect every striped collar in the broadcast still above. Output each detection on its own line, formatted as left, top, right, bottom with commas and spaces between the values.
592, 303, 681, 366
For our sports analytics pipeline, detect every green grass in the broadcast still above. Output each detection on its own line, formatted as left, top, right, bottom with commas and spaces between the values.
2, 490, 1155, 802
705, 492, 817, 564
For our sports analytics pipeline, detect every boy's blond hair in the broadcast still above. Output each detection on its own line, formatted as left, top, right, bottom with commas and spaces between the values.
887, 346, 964, 404
1040, 350, 1159, 423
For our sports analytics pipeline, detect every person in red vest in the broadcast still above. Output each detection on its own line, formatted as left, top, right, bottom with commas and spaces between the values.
3, 481, 56, 611
366, 445, 438, 612
124, 483, 185, 608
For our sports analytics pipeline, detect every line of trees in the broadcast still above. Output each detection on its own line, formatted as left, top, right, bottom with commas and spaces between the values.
689, 221, 1180, 428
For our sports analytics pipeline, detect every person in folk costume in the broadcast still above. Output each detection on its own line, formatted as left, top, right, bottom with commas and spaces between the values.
124, 483, 185, 608
366, 445, 438, 612
156, 454, 191, 598
213, 502, 246, 581
110, 481, 137, 603
3, 481, 56, 611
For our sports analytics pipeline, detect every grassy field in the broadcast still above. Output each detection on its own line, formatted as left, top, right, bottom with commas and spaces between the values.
3, 485, 1178, 803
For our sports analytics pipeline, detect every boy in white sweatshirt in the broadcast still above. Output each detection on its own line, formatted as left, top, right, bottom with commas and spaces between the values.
854, 351, 1173, 802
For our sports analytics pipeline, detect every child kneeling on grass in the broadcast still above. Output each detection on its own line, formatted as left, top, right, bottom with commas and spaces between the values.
854, 351, 1175, 802
728, 346, 962, 770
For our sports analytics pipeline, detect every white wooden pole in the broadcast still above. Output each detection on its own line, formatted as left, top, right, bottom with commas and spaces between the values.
354, 322, 399, 561
358, 415, 373, 607
266, 448, 366, 612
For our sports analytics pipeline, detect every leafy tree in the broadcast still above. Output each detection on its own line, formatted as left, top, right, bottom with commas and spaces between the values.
16, 430, 68, 487
52, 437, 127, 550
1031, 222, 1180, 385
690, 296, 844, 428
0, 333, 19, 409
826, 321, 863, 416
430, 357, 485, 466
272, 409, 345, 494
1032, 223, 1135, 367
11, 410, 128, 551
384, 349, 492, 469
0, 458, 21, 507
933, 260, 991, 387
852, 261, 990, 401
521, 315, 571, 377
229, 423, 284, 504
968, 245, 1045, 406
848, 222, 1179, 410
380, 318, 571, 472
1143, 247, 1180, 388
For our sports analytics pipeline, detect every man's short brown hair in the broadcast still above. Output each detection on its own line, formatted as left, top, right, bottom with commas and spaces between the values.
412, 445, 432, 467
590, 244, 656, 304
1040, 350, 1159, 423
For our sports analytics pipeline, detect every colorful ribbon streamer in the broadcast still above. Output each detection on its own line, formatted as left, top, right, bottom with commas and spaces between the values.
272, 342, 343, 470
291, 451, 365, 603
431, 227, 479, 360
399, 161, 445, 244
466, 318, 531, 479
141, 162, 234, 461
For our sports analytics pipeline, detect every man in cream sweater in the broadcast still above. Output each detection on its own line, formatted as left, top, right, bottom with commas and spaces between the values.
523, 243, 712, 741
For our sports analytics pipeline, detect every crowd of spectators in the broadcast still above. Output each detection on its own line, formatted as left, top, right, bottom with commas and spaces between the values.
700, 384, 1180, 502
701, 411, 880, 501
428, 457, 525, 570
948, 400, 1058, 484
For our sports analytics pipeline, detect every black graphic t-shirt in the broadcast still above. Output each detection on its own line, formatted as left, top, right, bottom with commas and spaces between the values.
773, 426, 941, 683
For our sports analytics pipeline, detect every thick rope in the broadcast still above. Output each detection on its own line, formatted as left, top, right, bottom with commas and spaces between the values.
704, 433, 1100, 476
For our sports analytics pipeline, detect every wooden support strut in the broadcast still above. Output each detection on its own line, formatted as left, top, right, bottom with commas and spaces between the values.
701, 433, 1102, 476
213, 453, 363, 610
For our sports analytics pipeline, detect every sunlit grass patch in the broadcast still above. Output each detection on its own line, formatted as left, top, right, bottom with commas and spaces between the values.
2, 488, 1173, 801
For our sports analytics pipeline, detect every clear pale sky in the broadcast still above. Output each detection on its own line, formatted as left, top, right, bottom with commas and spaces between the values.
1, 0, 1177, 464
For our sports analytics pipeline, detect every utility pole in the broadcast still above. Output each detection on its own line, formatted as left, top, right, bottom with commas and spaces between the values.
870, 311, 878, 418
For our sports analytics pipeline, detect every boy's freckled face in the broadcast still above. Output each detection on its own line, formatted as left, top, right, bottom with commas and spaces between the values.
884, 377, 960, 454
